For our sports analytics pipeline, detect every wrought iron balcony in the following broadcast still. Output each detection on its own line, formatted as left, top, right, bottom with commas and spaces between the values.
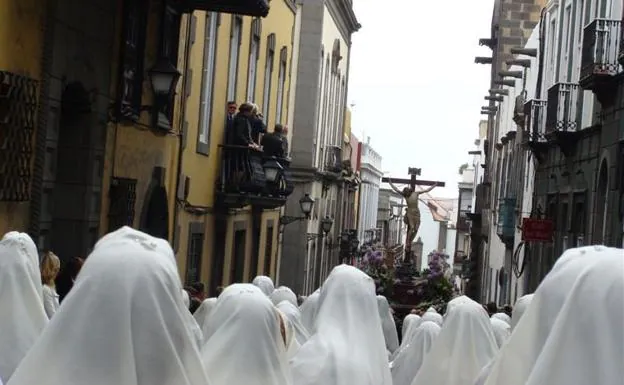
546, 83, 580, 133
513, 93, 526, 127
215, 145, 293, 209
180, 0, 270, 17
522, 99, 549, 163
456, 211, 471, 232
580, 18, 622, 101
322, 145, 343, 174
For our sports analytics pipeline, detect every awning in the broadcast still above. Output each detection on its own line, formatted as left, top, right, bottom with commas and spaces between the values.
182, 0, 270, 17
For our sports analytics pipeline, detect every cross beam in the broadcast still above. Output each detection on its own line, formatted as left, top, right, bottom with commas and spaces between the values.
382, 177, 445, 188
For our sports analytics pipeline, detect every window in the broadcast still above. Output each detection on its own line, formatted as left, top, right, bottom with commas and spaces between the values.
246, 19, 261, 102
107, 177, 137, 232
227, 16, 242, 102
264, 226, 274, 276
571, 192, 587, 246
185, 223, 204, 284
198, 12, 219, 153
262, 34, 276, 120
275, 47, 287, 124
231, 229, 246, 283
159, 3, 182, 123
118, 0, 148, 120
210, 217, 227, 295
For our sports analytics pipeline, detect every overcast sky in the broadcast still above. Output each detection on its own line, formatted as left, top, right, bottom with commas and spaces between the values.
348, 0, 495, 198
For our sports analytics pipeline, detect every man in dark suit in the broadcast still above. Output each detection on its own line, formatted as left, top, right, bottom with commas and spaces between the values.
261, 124, 286, 158
225, 101, 237, 144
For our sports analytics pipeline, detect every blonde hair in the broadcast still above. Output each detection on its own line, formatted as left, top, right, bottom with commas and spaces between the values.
41, 251, 61, 286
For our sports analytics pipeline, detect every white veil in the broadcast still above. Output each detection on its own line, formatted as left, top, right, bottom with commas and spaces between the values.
193, 297, 217, 332
510, 294, 533, 330
391, 321, 440, 385
482, 246, 618, 385
390, 314, 421, 361
271, 286, 298, 306
0, 232, 48, 383
276, 300, 310, 345
290, 265, 392, 385
252, 275, 275, 296
491, 312, 511, 325
299, 288, 320, 333
6, 227, 210, 385
410, 298, 497, 385
490, 318, 511, 348
201, 284, 292, 385
377, 295, 399, 353
421, 311, 443, 326
522, 247, 623, 385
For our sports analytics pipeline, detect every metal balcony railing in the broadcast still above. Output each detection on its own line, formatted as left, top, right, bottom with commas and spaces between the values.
523, 99, 547, 141
217, 145, 293, 198
323, 145, 343, 173
581, 18, 622, 86
546, 83, 580, 133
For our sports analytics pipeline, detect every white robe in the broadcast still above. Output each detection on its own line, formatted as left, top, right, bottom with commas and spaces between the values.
391, 321, 440, 385
271, 286, 298, 306
277, 300, 310, 346
193, 297, 217, 333
299, 289, 320, 333
482, 245, 621, 385
252, 275, 275, 296
290, 265, 392, 385
491, 312, 511, 325
390, 314, 421, 361
0, 232, 48, 383
510, 294, 534, 330
377, 295, 399, 354
6, 227, 210, 385
421, 311, 443, 326
490, 318, 511, 348
201, 284, 292, 385
410, 298, 497, 385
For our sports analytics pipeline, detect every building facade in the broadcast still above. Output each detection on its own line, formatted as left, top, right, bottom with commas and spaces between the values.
357, 137, 383, 246
0, 0, 277, 286
473, 0, 624, 303
376, 188, 405, 260
175, 1, 298, 295
454, 168, 474, 276
279, 0, 360, 294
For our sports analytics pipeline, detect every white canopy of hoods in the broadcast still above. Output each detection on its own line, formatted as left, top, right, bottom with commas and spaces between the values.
7, 227, 210, 385
482, 245, 620, 385
391, 321, 440, 385
377, 295, 399, 353
0, 232, 47, 383
252, 275, 275, 296
290, 265, 392, 385
271, 286, 298, 306
491, 312, 511, 325
420, 311, 443, 326
201, 284, 292, 385
410, 298, 497, 385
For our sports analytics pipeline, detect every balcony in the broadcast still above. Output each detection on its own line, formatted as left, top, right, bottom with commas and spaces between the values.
456, 211, 471, 232
323, 145, 343, 174
580, 18, 622, 103
512, 93, 526, 127
523, 99, 549, 163
546, 83, 581, 157
215, 145, 293, 210
181, 0, 270, 17
496, 198, 517, 246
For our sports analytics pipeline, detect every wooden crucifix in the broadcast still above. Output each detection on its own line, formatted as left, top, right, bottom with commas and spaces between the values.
382, 168, 446, 257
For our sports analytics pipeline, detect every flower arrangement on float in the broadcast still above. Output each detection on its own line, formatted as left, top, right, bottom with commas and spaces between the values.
356, 243, 394, 296
415, 250, 454, 312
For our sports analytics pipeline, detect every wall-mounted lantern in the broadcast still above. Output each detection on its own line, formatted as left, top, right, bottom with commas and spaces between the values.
148, 57, 181, 129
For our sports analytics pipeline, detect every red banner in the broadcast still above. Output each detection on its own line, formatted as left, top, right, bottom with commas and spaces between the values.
521, 218, 554, 242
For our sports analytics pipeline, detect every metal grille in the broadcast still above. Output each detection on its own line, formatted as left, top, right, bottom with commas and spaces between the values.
107, 177, 137, 232
186, 232, 203, 284
546, 83, 580, 132
0, 71, 38, 201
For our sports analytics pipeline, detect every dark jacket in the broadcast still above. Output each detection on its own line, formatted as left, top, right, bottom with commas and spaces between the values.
232, 113, 253, 146
250, 116, 266, 143
261, 132, 286, 158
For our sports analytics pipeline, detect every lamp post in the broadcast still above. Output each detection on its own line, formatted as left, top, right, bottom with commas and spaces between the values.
148, 57, 181, 129
307, 216, 333, 242
263, 158, 283, 184
279, 194, 314, 228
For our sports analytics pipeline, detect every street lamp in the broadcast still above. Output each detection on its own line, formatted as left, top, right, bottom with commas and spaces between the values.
279, 194, 315, 228
320, 216, 333, 235
263, 158, 283, 183
148, 57, 181, 129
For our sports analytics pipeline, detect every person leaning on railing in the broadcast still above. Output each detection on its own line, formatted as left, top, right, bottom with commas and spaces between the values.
232, 103, 260, 150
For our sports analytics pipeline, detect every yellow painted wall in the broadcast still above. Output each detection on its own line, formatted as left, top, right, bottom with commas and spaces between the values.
176, 1, 296, 287
0, 0, 46, 235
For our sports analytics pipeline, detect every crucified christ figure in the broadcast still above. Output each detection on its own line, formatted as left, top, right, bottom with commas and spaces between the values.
388, 180, 440, 255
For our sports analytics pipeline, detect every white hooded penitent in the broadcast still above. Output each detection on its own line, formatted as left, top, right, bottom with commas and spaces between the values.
290, 265, 392, 385
252, 275, 275, 296
391, 321, 440, 385
6, 227, 210, 385
201, 284, 292, 385
271, 286, 298, 307
0, 232, 48, 383
377, 295, 399, 354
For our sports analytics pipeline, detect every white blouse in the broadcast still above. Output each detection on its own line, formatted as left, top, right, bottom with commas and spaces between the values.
42, 284, 60, 319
